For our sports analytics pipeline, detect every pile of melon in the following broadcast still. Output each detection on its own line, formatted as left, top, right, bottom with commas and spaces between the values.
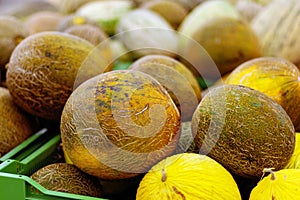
1, 0, 300, 199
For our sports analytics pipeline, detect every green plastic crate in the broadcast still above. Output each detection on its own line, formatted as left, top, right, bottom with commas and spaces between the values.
0, 129, 107, 200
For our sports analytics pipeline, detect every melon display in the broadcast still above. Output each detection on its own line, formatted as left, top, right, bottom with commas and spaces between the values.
136, 153, 242, 200
251, 0, 300, 64
226, 57, 300, 130
192, 84, 295, 178
60, 70, 181, 180
6, 31, 109, 120
249, 168, 300, 200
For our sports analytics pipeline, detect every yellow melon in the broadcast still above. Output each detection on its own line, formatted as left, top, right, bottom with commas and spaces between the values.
136, 153, 241, 200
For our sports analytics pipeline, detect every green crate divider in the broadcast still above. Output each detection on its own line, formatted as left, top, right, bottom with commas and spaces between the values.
0, 173, 105, 200
0, 131, 107, 200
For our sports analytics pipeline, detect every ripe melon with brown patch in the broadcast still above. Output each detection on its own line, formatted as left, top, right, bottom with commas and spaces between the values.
192, 84, 295, 178
0, 87, 34, 157
30, 163, 103, 197
60, 70, 181, 180
6, 31, 110, 120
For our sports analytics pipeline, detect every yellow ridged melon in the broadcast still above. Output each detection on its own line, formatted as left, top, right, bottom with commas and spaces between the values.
249, 168, 300, 200
136, 153, 242, 200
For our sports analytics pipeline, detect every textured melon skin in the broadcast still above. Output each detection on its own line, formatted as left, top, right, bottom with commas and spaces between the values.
6, 31, 108, 120
136, 153, 242, 200
251, 0, 300, 64
226, 57, 300, 131
31, 163, 103, 197
129, 55, 201, 122
192, 84, 295, 178
61, 70, 180, 180
0, 87, 33, 157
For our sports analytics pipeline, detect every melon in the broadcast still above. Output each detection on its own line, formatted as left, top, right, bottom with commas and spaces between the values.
285, 133, 300, 169
117, 9, 178, 58
76, 0, 134, 35
0, 15, 28, 70
31, 163, 103, 197
179, 0, 261, 78
140, 0, 188, 29
24, 11, 64, 34
60, 70, 181, 180
6, 31, 109, 120
249, 168, 300, 200
136, 153, 242, 200
0, 87, 34, 157
226, 57, 300, 130
129, 55, 201, 121
192, 84, 295, 178
57, 15, 99, 32
251, 0, 300, 64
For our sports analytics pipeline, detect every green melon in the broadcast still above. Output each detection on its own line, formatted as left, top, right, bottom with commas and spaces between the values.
192, 84, 295, 178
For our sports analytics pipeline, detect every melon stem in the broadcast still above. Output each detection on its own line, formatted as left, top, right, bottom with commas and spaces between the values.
263, 168, 276, 181
162, 168, 167, 182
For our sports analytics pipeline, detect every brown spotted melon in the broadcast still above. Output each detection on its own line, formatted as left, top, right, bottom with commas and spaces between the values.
60, 70, 181, 180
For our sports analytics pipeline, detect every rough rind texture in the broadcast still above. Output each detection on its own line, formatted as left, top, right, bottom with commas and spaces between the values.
6, 31, 108, 120
136, 153, 241, 200
61, 70, 180, 180
192, 84, 295, 178
226, 57, 300, 131
30, 163, 103, 197
129, 55, 201, 122
0, 87, 33, 157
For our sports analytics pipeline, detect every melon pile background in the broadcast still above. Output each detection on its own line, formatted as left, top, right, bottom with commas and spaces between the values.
0, 0, 300, 199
